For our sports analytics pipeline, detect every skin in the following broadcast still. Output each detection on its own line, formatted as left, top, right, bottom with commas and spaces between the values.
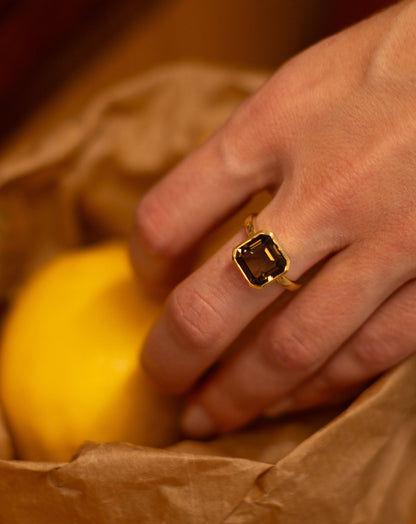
130, 0, 416, 437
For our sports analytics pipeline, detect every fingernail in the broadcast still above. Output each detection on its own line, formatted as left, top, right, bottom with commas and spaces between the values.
181, 404, 216, 438
263, 397, 294, 418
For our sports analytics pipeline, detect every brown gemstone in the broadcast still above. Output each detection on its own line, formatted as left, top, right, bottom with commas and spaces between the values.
234, 233, 287, 288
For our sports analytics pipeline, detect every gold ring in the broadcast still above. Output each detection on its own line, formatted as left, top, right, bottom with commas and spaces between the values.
232, 214, 300, 291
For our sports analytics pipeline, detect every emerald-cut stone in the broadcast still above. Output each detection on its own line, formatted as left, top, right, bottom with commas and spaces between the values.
233, 232, 288, 288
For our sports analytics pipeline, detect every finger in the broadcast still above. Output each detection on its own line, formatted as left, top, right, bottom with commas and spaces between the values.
264, 278, 416, 416
181, 243, 406, 437
140, 201, 334, 395
129, 81, 291, 289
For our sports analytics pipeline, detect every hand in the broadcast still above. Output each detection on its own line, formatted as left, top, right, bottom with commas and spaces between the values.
130, 0, 416, 438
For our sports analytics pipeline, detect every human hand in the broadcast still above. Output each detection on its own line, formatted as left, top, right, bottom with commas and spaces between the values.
130, 0, 416, 437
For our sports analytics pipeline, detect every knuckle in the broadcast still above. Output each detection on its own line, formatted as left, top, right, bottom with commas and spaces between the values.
311, 159, 361, 217
217, 97, 277, 188
262, 325, 320, 372
219, 108, 252, 177
134, 195, 177, 257
167, 286, 224, 353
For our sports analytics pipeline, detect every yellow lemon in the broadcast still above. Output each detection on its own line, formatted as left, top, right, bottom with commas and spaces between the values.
0, 242, 181, 462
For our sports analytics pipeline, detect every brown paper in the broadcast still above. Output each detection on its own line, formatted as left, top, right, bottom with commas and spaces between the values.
0, 63, 416, 523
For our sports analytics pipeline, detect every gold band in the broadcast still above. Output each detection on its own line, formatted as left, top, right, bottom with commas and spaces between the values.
244, 214, 257, 238
233, 214, 300, 291
275, 274, 301, 292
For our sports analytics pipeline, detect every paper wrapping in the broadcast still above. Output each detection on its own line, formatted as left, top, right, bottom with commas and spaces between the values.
0, 63, 415, 523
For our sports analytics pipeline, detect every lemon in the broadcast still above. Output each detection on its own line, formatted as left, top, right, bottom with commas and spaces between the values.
0, 242, 181, 462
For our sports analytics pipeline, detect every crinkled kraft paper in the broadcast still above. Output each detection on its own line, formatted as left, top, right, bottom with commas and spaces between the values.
0, 63, 415, 523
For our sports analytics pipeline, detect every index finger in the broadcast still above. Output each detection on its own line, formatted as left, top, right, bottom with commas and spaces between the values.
129, 81, 291, 290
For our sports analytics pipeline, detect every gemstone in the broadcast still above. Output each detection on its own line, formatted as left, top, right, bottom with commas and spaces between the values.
233, 233, 288, 288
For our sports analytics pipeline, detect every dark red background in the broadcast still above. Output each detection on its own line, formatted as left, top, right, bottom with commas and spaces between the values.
0, 0, 395, 139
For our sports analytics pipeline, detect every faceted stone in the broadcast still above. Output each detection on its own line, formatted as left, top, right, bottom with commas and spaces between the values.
234, 233, 287, 288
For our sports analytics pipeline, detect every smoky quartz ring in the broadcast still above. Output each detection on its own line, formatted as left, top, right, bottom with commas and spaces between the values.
232, 214, 300, 291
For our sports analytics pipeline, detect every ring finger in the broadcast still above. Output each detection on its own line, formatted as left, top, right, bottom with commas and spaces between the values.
140, 199, 335, 395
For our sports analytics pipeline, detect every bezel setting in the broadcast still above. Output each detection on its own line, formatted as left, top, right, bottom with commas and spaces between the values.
232, 231, 290, 289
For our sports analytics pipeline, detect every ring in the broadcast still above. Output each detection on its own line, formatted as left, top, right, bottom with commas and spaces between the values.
232, 214, 300, 291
